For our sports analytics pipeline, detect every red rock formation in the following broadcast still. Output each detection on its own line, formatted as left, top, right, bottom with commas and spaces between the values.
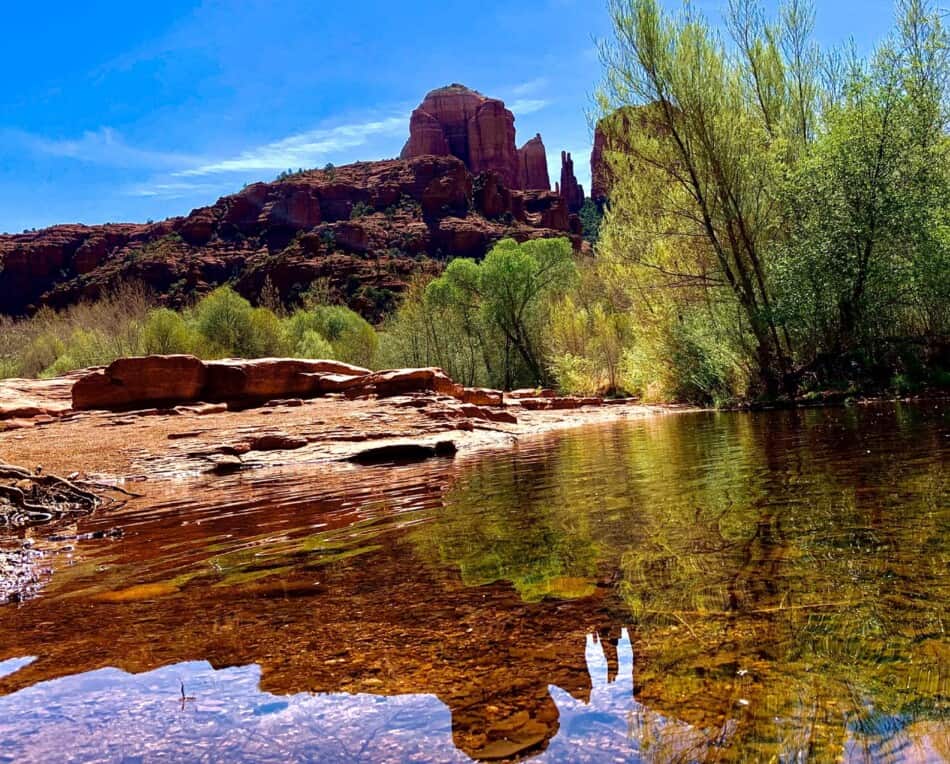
2, 88, 587, 319
590, 123, 610, 205
559, 151, 585, 213
467, 99, 518, 183
402, 85, 519, 187
403, 108, 450, 157
516, 134, 550, 191
202, 358, 370, 401
72, 355, 207, 410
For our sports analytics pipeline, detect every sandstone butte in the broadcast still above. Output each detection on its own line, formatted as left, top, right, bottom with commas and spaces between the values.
0, 84, 601, 320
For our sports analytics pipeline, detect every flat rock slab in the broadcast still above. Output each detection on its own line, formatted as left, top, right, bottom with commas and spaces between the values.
0, 376, 76, 421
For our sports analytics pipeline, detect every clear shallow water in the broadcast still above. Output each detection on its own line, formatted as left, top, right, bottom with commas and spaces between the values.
0, 404, 947, 762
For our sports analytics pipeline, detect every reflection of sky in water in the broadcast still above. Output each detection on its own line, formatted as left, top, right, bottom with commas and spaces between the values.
0, 660, 467, 763
0, 632, 944, 763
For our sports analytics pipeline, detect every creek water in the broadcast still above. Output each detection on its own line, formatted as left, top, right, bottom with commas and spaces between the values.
0, 403, 946, 762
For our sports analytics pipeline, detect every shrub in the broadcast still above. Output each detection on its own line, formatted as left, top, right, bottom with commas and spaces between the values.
192, 287, 258, 357
138, 309, 200, 355
294, 329, 335, 359
284, 305, 377, 367
19, 332, 67, 378
42, 328, 116, 377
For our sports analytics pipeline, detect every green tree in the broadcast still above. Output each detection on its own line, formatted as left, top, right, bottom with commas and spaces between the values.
138, 308, 201, 355
477, 238, 577, 386
597, 0, 824, 396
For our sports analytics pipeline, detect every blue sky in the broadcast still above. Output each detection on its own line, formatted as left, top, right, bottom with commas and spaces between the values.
1, 0, 898, 233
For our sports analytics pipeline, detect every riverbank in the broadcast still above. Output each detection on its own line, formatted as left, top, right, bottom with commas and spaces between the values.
0, 355, 694, 483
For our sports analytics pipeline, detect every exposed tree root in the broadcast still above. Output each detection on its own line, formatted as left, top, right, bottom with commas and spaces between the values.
0, 462, 130, 528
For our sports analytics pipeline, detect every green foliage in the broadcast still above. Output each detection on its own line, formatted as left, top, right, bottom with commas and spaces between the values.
20, 332, 67, 378
138, 309, 201, 355
284, 305, 378, 366
595, 0, 950, 400
547, 278, 634, 395
294, 329, 335, 360
193, 287, 260, 357
349, 201, 374, 220
0, 284, 386, 380
381, 238, 577, 389
578, 199, 603, 245
42, 328, 117, 378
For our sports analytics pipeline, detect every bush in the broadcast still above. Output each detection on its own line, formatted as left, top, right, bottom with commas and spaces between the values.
19, 332, 67, 378
193, 287, 267, 357
294, 329, 335, 359
284, 305, 377, 367
138, 309, 201, 355
42, 328, 116, 377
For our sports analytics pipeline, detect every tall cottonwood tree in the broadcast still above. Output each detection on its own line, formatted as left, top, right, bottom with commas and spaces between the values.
598, 0, 818, 395
598, 0, 948, 397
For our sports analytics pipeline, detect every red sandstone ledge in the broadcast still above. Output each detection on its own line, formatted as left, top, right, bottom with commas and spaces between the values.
0, 356, 685, 481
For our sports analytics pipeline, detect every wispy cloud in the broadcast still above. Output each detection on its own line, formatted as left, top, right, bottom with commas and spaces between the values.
511, 77, 549, 96
174, 115, 407, 177
11, 127, 202, 170
125, 180, 233, 200
508, 98, 551, 116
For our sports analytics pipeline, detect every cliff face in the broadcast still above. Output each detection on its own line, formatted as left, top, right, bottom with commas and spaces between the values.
401, 85, 520, 188
517, 134, 551, 191
0, 156, 580, 318
402, 84, 572, 198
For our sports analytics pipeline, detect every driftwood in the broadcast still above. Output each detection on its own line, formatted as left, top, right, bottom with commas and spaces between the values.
0, 462, 138, 528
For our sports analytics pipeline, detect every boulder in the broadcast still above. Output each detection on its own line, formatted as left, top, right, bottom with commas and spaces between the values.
367, 368, 464, 399
507, 388, 557, 399
72, 355, 207, 411
461, 387, 504, 407
203, 358, 370, 401
348, 439, 457, 465
457, 403, 517, 424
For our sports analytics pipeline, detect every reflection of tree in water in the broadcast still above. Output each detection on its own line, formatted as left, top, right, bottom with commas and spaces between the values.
411, 443, 602, 601
415, 406, 948, 760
